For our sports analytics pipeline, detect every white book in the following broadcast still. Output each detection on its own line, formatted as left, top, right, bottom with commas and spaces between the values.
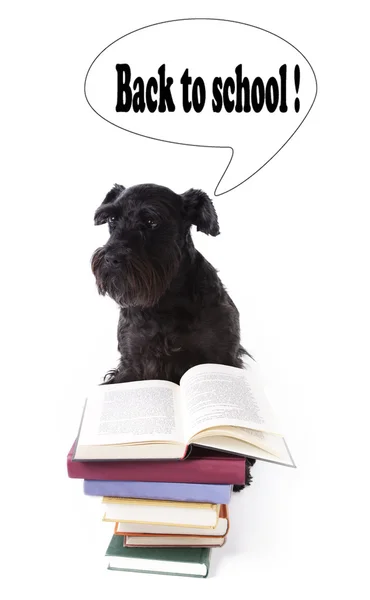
74, 359, 295, 467
124, 535, 225, 547
102, 497, 220, 528
114, 511, 229, 536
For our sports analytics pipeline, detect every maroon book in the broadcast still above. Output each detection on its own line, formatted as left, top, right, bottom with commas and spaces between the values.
67, 442, 246, 484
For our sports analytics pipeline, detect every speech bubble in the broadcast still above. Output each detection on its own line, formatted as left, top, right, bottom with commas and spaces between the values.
85, 18, 317, 195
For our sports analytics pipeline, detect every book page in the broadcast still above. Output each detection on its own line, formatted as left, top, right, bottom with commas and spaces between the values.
180, 363, 281, 439
194, 426, 285, 457
78, 380, 185, 447
194, 435, 295, 467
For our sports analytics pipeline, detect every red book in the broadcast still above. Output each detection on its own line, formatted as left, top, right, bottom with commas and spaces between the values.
67, 442, 246, 485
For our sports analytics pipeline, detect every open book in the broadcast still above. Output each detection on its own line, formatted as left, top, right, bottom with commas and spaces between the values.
74, 361, 295, 467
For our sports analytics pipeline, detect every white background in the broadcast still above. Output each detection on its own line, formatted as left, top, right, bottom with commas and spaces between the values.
1, 1, 369, 598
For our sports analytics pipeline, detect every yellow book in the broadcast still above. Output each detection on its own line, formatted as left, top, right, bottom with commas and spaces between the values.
102, 497, 220, 529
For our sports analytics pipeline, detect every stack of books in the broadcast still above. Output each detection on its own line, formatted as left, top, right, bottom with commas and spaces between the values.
67, 442, 246, 577
67, 362, 294, 577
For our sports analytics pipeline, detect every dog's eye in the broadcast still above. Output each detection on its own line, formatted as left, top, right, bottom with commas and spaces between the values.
108, 216, 117, 225
146, 218, 158, 229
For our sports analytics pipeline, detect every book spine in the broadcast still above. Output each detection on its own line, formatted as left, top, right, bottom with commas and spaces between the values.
83, 480, 232, 503
68, 456, 245, 484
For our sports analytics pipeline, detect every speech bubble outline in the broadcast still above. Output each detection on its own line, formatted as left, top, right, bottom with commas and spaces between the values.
84, 17, 318, 196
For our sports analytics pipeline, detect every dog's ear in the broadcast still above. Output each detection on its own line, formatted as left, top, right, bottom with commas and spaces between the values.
94, 184, 125, 225
181, 189, 220, 236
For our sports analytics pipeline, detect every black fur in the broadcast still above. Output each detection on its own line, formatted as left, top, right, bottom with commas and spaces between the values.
92, 183, 255, 489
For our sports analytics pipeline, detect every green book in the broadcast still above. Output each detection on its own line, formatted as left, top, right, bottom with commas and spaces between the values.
105, 534, 211, 578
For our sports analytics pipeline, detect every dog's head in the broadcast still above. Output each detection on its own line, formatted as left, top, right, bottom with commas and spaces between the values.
91, 183, 219, 307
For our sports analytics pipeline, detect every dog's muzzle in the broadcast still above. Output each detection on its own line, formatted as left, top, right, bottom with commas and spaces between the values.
103, 245, 131, 269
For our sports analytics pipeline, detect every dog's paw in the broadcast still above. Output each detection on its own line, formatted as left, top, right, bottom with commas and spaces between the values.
232, 461, 255, 492
233, 484, 246, 492
100, 369, 118, 385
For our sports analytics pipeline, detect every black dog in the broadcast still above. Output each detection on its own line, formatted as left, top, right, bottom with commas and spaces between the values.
91, 183, 254, 488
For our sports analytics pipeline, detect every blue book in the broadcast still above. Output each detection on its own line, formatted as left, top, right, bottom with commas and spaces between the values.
83, 479, 231, 504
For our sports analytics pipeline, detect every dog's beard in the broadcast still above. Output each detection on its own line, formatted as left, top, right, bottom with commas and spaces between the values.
91, 246, 181, 308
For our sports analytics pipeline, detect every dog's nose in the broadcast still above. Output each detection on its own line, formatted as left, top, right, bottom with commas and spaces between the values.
104, 252, 121, 268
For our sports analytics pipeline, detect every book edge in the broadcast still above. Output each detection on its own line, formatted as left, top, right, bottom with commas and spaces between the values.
71, 399, 88, 461
103, 513, 218, 529
191, 442, 296, 468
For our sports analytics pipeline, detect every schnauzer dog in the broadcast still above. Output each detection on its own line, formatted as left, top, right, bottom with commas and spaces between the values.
91, 183, 254, 488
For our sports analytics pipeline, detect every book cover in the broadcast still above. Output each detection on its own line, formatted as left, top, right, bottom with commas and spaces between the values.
105, 534, 210, 577
123, 534, 226, 548
114, 504, 229, 537
67, 442, 247, 484
83, 479, 232, 504
102, 497, 220, 528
